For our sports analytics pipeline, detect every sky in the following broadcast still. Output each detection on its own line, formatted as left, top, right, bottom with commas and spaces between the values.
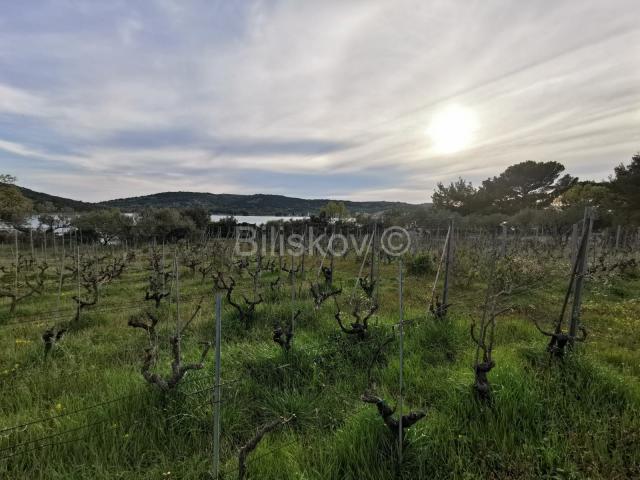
0, 0, 639, 204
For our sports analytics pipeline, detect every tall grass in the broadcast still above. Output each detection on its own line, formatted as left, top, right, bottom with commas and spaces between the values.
0, 247, 638, 479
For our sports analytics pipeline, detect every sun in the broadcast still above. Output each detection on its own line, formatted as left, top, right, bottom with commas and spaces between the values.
426, 105, 478, 154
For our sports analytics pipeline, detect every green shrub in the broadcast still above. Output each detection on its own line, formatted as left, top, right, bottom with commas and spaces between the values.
406, 253, 436, 276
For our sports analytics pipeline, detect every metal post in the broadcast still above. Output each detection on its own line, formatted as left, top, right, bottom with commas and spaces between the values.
14, 230, 19, 309
397, 258, 404, 464
212, 293, 222, 479
174, 252, 180, 334
76, 241, 81, 322
615, 225, 621, 251
291, 253, 296, 339
57, 233, 65, 313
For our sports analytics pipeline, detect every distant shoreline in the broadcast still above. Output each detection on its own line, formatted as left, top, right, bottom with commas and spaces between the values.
209, 214, 309, 225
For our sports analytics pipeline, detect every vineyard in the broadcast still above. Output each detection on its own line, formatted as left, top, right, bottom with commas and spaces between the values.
1, 219, 639, 480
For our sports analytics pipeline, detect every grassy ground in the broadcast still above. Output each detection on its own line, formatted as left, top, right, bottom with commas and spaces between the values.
1, 244, 639, 479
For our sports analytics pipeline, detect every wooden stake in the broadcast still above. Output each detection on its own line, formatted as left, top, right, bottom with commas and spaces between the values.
329, 226, 335, 286
569, 223, 578, 265
501, 222, 508, 256
442, 219, 454, 311
162, 240, 166, 292
370, 224, 376, 282
569, 208, 593, 340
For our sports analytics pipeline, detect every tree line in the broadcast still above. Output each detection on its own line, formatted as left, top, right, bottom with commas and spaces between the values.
2, 152, 639, 237
429, 154, 640, 226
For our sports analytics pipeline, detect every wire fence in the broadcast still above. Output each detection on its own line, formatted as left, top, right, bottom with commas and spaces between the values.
0, 260, 330, 327
0, 324, 395, 470
1, 377, 240, 462
0, 377, 238, 437
0, 293, 210, 328
2, 217, 628, 476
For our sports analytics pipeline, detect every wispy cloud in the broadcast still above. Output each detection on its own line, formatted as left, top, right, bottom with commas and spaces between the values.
0, 0, 638, 202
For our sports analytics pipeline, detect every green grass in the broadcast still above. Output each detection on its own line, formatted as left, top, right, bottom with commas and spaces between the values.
0, 245, 639, 479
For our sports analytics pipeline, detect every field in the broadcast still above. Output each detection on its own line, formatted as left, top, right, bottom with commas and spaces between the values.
1, 229, 639, 479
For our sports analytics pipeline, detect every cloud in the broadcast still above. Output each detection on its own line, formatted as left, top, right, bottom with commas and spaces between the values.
0, 0, 638, 202
0, 84, 46, 114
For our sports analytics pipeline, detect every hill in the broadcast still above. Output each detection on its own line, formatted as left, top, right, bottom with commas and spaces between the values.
99, 191, 423, 215
18, 187, 425, 216
18, 186, 95, 212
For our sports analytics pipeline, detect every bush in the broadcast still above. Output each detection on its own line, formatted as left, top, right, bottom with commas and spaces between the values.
494, 254, 545, 292
406, 253, 436, 276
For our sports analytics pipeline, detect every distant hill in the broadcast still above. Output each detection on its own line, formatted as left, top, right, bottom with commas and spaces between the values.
18, 187, 426, 216
18, 186, 95, 212
99, 191, 424, 215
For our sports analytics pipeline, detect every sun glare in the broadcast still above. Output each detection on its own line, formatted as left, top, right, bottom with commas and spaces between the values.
426, 105, 477, 154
